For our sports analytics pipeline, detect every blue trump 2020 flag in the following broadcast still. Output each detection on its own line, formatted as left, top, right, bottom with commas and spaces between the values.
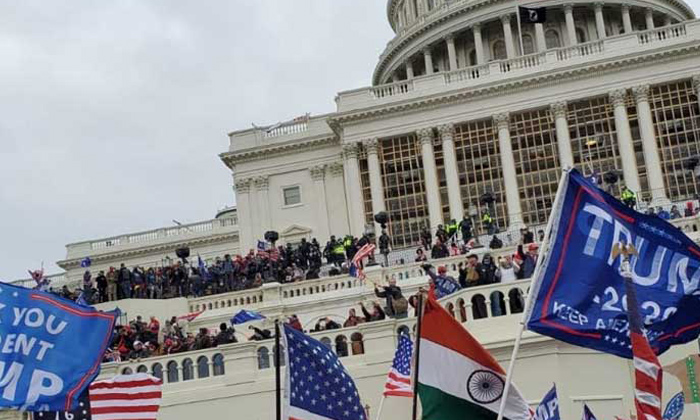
526, 169, 700, 358
0, 282, 117, 412
534, 385, 560, 420
231, 309, 265, 325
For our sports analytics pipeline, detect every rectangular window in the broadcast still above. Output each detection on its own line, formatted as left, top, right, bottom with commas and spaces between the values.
283, 186, 301, 206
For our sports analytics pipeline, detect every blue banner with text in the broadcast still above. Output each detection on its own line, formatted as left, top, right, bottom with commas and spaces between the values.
0, 283, 116, 411
526, 169, 700, 358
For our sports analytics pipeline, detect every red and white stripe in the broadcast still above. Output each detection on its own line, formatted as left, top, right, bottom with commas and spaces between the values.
631, 332, 663, 420
352, 243, 376, 280
383, 369, 412, 397
89, 373, 162, 420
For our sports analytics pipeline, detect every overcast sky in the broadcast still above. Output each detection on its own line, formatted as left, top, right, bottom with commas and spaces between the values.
0, 1, 393, 280
2, 1, 699, 281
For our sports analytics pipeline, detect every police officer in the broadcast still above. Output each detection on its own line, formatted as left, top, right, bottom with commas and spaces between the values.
621, 186, 636, 208
459, 216, 472, 243
482, 210, 494, 235
446, 219, 459, 241
332, 237, 346, 267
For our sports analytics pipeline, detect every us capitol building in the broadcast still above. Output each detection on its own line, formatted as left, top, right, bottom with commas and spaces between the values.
10, 0, 700, 419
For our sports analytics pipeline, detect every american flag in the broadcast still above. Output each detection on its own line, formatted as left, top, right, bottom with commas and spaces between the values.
176, 309, 205, 322
89, 373, 162, 420
624, 275, 663, 420
32, 374, 162, 420
282, 324, 366, 420
382, 333, 413, 397
350, 243, 375, 281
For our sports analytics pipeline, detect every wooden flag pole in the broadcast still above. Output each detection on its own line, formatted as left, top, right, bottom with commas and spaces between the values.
496, 168, 570, 420
411, 293, 425, 420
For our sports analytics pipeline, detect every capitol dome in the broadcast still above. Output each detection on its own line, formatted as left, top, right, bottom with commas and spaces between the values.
375, 0, 695, 84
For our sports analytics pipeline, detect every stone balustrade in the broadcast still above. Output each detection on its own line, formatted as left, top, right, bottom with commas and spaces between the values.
337, 21, 698, 112
104, 277, 529, 387
64, 217, 238, 259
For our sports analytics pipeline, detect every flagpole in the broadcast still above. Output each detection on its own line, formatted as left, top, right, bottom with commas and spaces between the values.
515, 5, 525, 56
275, 320, 281, 420
496, 168, 570, 420
374, 396, 386, 420
411, 293, 424, 420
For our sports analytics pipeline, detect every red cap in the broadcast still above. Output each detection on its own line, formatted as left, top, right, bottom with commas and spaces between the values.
437, 266, 447, 274
528, 243, 539, 251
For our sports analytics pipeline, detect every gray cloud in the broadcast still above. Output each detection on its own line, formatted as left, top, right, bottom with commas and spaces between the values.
0, 1, 392, 280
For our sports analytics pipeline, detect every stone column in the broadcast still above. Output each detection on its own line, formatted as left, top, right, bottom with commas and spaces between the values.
645, 8, 655, 30
439, 123, 463, 221
565, 4, 577, 46
621, 5, 633, 33
473, 24, 485, 65
501, 14, 516, 58
446, 34, 458, 71
423, 48, 434, 75
342, 143, 366, 237
494, 113, 523, 228
594, 3, 606, 39
310, 165, 331, 241
364, 138, 386, 233
633, 85, 669, 205
609, 89, 642, 194
535, 23, 546, 52
254, 176, 270, 235
327, 162, 350, 236
550, 102, 574, 169
234, 178, 253, 251
418, 128, 443, 232
406, 60, 415, 79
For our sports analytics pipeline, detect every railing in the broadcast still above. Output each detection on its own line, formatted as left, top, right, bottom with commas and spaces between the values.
638, 22, 687, 44
189, 288, 264, 313
264, 121, 309, 138
499, 52, 546, 73
72, 217, 238, 254
337, 21, 698, 112
556, 40, 604, 60
106, 279, 530, 387
443, 64, 489, 84
370, 80, 413, 99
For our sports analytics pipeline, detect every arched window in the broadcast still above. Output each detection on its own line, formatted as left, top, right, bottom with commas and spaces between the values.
490, 291, 506, 317
471, 294, 488, 320
213, 353, 225, 376
492, 40, 507, 60
258, 347, 271, 369
136, 365, 148, 373
468, 49, 477, 66
509, 288, 525, 314
182, 358, 194, 381
522, 34, 535, 54
457, 299, 467, 322
321, 337, 332, 349
197, 356, 210, 378
446, 302, 455, 318
152, 363, 163, 380
273, 345, 285, 367
576, 28, 587, 43
167, 361, 179, 383
335, 336, 349, 357
350, 333, 364, 355
122, 367, 133, 375
545, 30, 561, 49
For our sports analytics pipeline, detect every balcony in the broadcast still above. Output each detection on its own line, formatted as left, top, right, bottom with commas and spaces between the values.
336, 21, 700, 113
62, 217, 239, 261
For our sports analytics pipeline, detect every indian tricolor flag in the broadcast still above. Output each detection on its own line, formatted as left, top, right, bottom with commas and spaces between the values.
418, 297, 532, 420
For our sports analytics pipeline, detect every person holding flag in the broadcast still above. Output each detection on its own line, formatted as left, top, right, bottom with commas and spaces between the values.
375, 333, 414, 420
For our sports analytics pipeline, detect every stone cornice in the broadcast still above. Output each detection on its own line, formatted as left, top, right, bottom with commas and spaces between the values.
333, 42, 700, 127
219, 135, 339, 169
57, 232, 240, 270
375, 0, 695, 84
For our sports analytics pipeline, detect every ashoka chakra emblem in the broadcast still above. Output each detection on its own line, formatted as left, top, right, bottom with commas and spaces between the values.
466, 370, 505, 404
